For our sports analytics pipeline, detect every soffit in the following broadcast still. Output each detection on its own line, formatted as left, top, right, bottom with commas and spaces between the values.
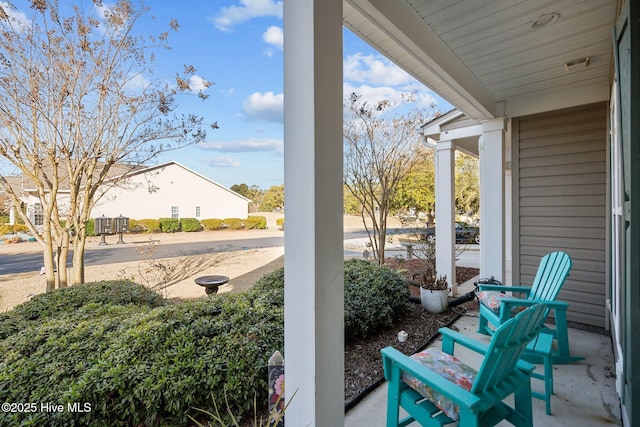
344, 0, 617, 119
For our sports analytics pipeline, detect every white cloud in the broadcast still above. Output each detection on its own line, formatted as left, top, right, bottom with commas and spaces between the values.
0, 2, 31, 31
344, 53, 414, 86
243, 91, 283, 123
188, 75, 209, 92
343, 83, 410, 109
200, 138, 283, 155
124, 73, 151, 91
211, 0, 283, 32
203, 156, 241, 168
262, 26, 283, 50
415, 91, 438, 109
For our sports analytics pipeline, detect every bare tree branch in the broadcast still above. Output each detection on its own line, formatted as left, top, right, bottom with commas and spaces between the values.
0, 0, 216, 288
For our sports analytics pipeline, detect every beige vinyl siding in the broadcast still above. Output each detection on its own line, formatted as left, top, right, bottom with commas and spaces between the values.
514, 103, 607, 328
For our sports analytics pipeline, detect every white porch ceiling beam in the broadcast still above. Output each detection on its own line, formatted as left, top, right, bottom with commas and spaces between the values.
426, 124, 484, 142
344, 0, 497, 120
504, 83, 611, 117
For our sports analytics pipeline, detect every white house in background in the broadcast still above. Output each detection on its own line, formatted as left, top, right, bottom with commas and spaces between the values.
92, 161, 249, 220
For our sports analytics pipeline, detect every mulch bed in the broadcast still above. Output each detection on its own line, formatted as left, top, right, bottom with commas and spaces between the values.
344, 260, 480, 405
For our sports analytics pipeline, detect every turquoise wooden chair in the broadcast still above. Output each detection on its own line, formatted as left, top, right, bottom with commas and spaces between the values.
476, 251, 581, 364
381, 304, 547, 427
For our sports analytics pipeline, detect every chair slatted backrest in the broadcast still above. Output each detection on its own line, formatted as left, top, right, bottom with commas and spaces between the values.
528, 251, 572, 302
471, 304, 547, 394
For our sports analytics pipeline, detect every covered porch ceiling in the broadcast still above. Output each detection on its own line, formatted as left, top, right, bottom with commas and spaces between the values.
344, 0, 619, 120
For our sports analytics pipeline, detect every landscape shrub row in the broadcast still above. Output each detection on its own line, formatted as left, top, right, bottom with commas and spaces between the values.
0, 216, 269, 239
0, 260, 407, 425
200, 216, 267, 231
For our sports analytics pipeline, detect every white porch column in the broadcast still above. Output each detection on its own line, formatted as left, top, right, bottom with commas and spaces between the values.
9, 205, 15, 225
479, 118, 506, 282
283, 1, 344, 426
435, 140, 456, 295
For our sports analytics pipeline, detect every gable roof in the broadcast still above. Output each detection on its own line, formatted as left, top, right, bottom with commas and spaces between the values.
115, 161, 251, 202
1, 161, 250, 203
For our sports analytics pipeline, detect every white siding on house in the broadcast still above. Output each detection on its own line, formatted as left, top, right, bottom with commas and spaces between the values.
514, 103, 607, 328
92, 162, 248, 221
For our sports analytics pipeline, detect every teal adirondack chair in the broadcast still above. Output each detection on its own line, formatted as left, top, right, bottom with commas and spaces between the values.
381, 304, 548, 427
476, 251, 581, 364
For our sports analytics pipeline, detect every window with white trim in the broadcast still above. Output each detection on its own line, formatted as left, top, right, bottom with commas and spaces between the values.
195, 206, 201, 218
33, 203, 44, 226
171, 206, 179, 219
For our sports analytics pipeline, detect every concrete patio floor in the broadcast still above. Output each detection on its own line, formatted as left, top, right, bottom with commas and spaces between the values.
345, 277, 622, 427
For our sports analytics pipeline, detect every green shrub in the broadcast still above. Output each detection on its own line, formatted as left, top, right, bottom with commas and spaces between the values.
224, 218, 245, 230
343, 259, 409, 341
0, 215, 9, 224
248, 260, 408, 342
127, 218, 145, 233
0, 281, 165, 332
180, 217, 201, 232
0, 224, 29, 235
137, 218, 160, 233
276, 217, 284, 229
158, 217, 181, 233
201, 218, 225, 230
85, 219, 95, 237
0, 281, 283, 426
246, 216, 267, 229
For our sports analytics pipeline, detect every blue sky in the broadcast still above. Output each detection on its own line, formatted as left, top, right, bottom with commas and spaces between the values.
1, 0, 452, 189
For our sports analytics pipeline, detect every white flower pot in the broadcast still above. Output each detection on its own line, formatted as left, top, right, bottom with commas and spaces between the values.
420, 288, 449, 314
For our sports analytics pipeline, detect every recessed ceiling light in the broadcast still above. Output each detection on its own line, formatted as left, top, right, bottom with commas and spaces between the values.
528, 12, 560, 30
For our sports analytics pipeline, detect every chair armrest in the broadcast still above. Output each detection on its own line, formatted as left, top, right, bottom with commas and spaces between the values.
381, 346, 482, 410
516, 359, 535, 374
439, 327, 488, 357
477, 284, 532, 296
501, 299, 569, 310
542, 300, 570, 310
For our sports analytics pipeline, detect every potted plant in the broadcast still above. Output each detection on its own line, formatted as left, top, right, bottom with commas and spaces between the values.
419, 273, 449, 314
408, 233, 450, 314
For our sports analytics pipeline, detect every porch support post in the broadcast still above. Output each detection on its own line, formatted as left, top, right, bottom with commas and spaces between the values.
479, 118, 506, 282
435, 140, 456, 295
283, 1, 344, 426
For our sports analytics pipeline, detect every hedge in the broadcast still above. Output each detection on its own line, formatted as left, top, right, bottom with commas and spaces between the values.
137, 219, 160, 233
180, 217, 201, 232
0, 224, 29, 235
158, 217, 180, 233
0, 281, 283, 426
245, 216, 267, 229
342, 259, 409, 341
223, 218, 244, 230
249, 259, 408, 341
200, 218, 225, 230
0, 262, 407, 425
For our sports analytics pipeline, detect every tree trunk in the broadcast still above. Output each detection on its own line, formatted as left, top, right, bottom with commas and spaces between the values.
72, 233, 87, 285
57, 243, 69, 288
377, 208, 387, 265
42, 244, 56, 292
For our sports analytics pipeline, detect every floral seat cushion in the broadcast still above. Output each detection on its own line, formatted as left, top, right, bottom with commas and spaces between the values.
401, 348, 477, 421
477, 291, 527, 316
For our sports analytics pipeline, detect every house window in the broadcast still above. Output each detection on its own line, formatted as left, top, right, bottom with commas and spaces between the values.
33, 203, 43, 226
195, 206, 201, 218
171, 206, 179, 219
